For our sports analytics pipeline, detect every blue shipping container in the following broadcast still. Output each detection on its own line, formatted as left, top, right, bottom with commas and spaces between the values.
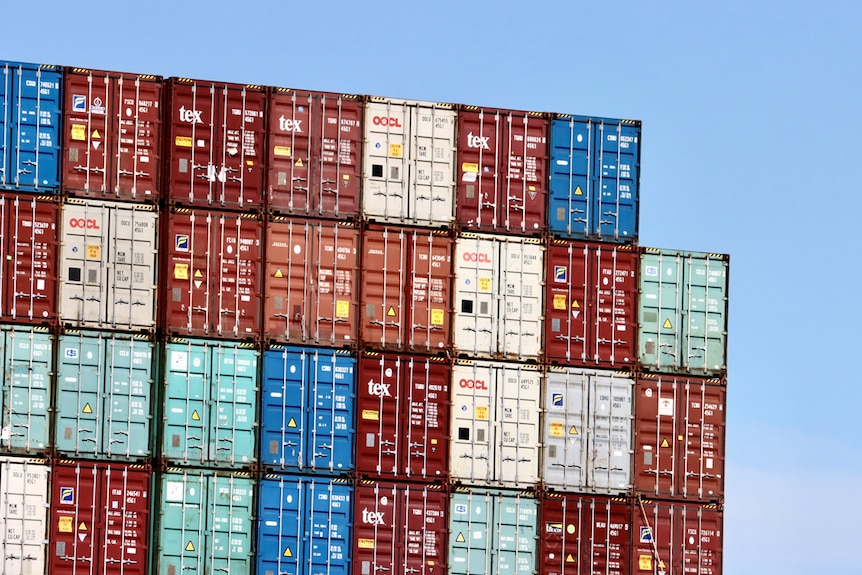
0, 326, 52, 453
0, 61, 62, 193
548, 115, 640, 243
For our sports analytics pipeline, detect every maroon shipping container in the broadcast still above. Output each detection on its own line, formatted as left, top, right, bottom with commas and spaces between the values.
357, 351, 450, 480
361, 225, 453, 353
632, 500, 723, 575
539, 493, 630, 575
353, 480, 447, 575
635, 375, 726, 501
62, 68, 162, 202
456, 106, 548, 235
545, 240, 637, 368
164, 78, 266, 209
264, 217, 359, 346
162, 208, 262, 338
267, 88, 362, 218
0, 193, 58, 324
49, 460, 150, 575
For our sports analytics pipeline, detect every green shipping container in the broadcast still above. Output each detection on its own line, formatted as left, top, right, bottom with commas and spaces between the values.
0, 326, 52, 454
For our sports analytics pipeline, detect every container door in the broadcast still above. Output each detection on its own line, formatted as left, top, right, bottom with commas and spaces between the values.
357, 352, 402, 477
113, 74, 161, 200
109, 205, 157, 329
496, 364, 541, 488
543, 369, 589, 491
590, 371, 633, 493
63, 71, 111, 195
449, 490, 493, 575
260, 348, 308, 470
209, 473, 255, 575
545, 240, 590, 364
210, 343, 258, 467
307, 479, 353, 575
549, 118, 592, 239
361, 227, 408, 348
494, 493, 538, 575
1, 327, 52, 453
456, 109, 502, 231
411, 102, 456, 226
595, 120, 639, 242
408, 230, 452, 351
593, 244, 637, 367
504, 112, 548, 234
214, 215, 262, 336
633, 501, 723, 575
401, 355, 450, 479
685, 255, 729, 375
54, 332, 104, 457
315, 94, 362, 217
0, 457, 49, 575
499, 238, 543, 359
680, 379, 725, 500
162, 341, 210, 465
157, 471, 206, 574
59, 200, 110, 325
450, 362, 495, 485
308, 348, 355, 474
364, 100, 409, 222
453, 235, 496, 356
104, 335, 152, 458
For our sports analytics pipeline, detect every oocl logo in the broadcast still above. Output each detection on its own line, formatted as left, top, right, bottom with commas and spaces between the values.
68, 218, 100, 230
459, 379, 488, 390
372, 116, 402, 127
462, 252, 491, 263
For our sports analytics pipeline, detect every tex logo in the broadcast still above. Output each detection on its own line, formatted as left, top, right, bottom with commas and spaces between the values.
72, 95, 87, 112
60, 487, 74, 504
554, 266, 567, 283
175, 234, 190, 252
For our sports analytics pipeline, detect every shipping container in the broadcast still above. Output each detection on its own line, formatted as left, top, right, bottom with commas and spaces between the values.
0, 326, 52, 454
49, 460, 150, 575
356, 351, 450, 480
548, 115, 640, 243
456, 106, 548, 235
264, 217, 359, 346
54, 330, 153, 460
268, 88, 362, 218
635, 374, 726, 501
0, 456, 49, 575
162, 207, 262, 338
62, 68, 162, 202
453, 233, 544, 361
164, 78, 266, 209
0, 192, 58, 324
257, 474, 352, 575
0, 61, 62, 193
545, 240, 637, 368
160, 338, 258, 468
363, 97, 456, 227
543, 367, 633, 495
361, 225, 453, 352
539, 493, 630, 575
449, 487, 538, 575
450, 359, 541, 489
59, 198, 158, 331
156, 468, 255, 575
639, 248, 729, 376
259, 345, 355, 474
353, 480, 448, 575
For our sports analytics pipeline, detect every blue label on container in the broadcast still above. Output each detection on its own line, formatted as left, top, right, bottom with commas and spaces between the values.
552, 393, 564, 407
554, 266, 567, 282
60, 487, 74, 504
640, 526, 653, 543
175, 234, 189, 251
72, 95, 86, 112
64, 348, 78, 359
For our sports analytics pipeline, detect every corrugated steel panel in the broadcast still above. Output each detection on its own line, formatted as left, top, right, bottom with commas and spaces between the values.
62, 68, 162, 202
361, 226, 453, 352
257, 474, 352, 575
59, 198, 158, 331
450, 360, 541, 489
543, 367, 633, 494
267, 88, 362, 218
639, 249, 729, 376
548, 116, 640, 243
363, 97, 456, 227
449, 487, 538, 575
545, 240, 637, 368
264, 217, 359, 346
156, 469, 255, 575
0, 193, 58, 323
259, 345, 355, 474
635, 374, 726, 501
356, 352, 450, 480
0, 456, 49, 575
454, 233, 544, 360
0, 326, 52, 454
353, 480, 447, 575
632, 500, 723, 575
456, 107, 548, 235
54, 330, 153, 460
0, 61, 62, 193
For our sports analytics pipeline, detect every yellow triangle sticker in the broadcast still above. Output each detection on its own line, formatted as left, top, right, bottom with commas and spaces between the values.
661, 439, 670, 448
574, 185, 583, 196
456, 532, 466, 543
295, 158, 303, 167
91, 129, 101, 139
566, 554, 575, 563
663, 319, 673, 329
191, 410, 201, 421
287, 417, 297, 428
387, 306, 396, 317
274, 268, 284, 278
185, 541, 195, 552
78, 522, 87, 531
569, 426, 578, 435
82, 403, 93, 414
194, 269, 202, 278
572, 300, 580, 309
283, 547, 293, 557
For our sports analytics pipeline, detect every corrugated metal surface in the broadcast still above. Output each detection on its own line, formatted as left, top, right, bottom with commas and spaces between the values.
0, 456, 49, 575
0, 61, 62, 193
449, 360, 541, 489
268, 88, 362, 218
59, 198, 158, 331
259, 345, 356, 474
264, 218, 359, 346
363, 97, 456, 227
62, 68, 162, 202
632, 500, 723, 575
356, 351, 450, 480
543, 367, 633, 495
257, 474, 352, 575
639, 248, 729, 376
361, 226, 453, 352
54, 330, 153, 460
0, 326, 52, 454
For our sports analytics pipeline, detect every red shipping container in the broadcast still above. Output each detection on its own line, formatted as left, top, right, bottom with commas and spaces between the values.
264, 217, 359, 346
353, 480, 447, 575
162, 208, 262, 338
545, 240, 637, 368
361, 225, 453, 353
456, 106, 548, 235
357, 351, 450, 480
164, 78, 266, 209
635, 375, 726, 501
267, 88, 362, 218
62, 68, 162, 202
539, 493, 630, 575
49, 460, 150, 575
0, 193, 58, 324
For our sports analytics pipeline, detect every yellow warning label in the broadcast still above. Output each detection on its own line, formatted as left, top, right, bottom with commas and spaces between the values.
274, 145, 292, 157
194, 269, 202, 278
574, 185, 583, 196
456, 532, 466, 543
175, 136, 193, 148
174, 263, 189, 280
478, 277, 491, 292
476, 406, 488, 420
462, 162, 479, 173
663, 319, 673, 329
550, 421, 563, 437
572, 300, 580, 309
428, 561, 435, 566
283, 547, 293, 557
358, 538, 375, 549
528, 185, 535, 191
287, 417, 297, 428
191, 410, 200, 422
78, 521, 87, 531
247, 160, 254, 166
86, 245, 100, 260
553, 294, 567, 310
387, 306, 396, 317
660, 439, 669, 448
678, 435, 684, 441
274, 268, 284, 278
569, 425, 578, 435
431, 309, 444, 326
58, 516, 73, 533
638, 554, 652, 570
82, 403, 93, 414
185, 541, 195, 552
295, 158, 303, 167
91, 129, 101, 139
566, 554, 575, 563
343, 174, 350, 180
71, 124, 87, 141
389, 143, 402, 158
362, 410, 380, 421
336, 300, 350, 319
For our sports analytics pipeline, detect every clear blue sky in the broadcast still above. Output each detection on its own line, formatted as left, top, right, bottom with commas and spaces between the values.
4, 1, 861, 573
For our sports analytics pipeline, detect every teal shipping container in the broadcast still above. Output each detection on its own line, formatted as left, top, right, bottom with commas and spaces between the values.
0, 325, 52, 454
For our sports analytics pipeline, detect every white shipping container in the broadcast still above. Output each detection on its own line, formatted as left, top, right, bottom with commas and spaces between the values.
0, 456, 49, 575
